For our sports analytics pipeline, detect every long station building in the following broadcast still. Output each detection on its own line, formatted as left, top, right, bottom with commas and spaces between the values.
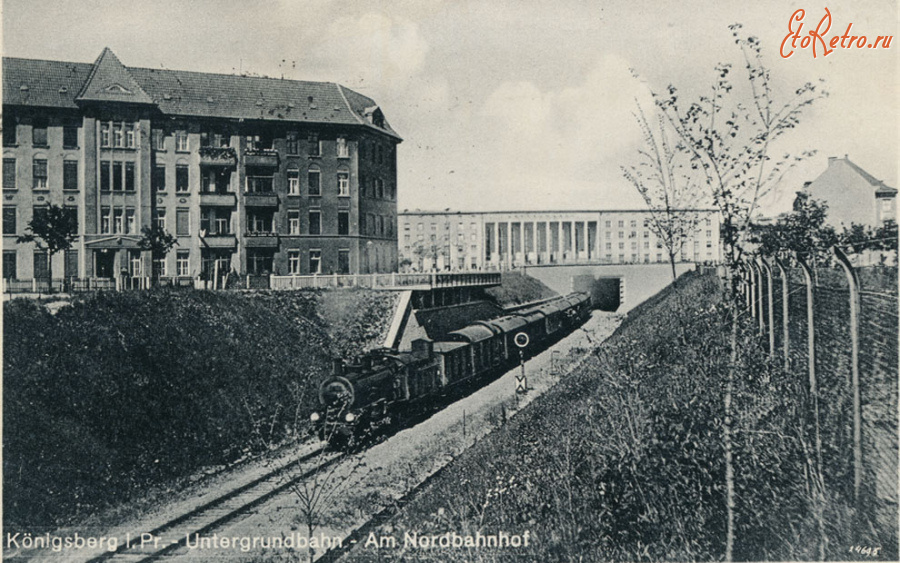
2, 48, 401, 282
399, 209, 721, 271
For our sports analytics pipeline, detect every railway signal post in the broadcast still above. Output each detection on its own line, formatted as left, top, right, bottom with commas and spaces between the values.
514, 332, 529, 394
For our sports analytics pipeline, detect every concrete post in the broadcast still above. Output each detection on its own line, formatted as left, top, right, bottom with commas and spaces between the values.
798, 257, 824, 491
834, 246, 863, 509
761, 258, 776, 358
775, 257, 790, 371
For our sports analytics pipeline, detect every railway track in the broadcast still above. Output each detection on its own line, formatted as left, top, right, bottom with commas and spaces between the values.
87, 447, 344, 563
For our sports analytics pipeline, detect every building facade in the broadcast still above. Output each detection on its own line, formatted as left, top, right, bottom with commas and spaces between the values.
399, 209, 720, 271
801, 156, 897, 229
2, 48, 401, 283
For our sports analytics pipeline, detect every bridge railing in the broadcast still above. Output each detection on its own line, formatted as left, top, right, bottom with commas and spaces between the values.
269, 271, 501, 291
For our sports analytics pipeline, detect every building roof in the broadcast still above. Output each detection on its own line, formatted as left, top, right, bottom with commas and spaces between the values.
3, 50, 400, 140
828, 156, 897, 196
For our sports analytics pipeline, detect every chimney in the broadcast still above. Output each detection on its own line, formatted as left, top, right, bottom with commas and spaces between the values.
828, 156, 837, 164
332, 358, 343, 376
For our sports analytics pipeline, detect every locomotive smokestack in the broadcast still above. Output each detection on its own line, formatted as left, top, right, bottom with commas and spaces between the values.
332, 358, 343, 376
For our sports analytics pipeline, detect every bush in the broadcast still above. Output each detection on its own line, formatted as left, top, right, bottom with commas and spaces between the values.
3, 288, 397, 529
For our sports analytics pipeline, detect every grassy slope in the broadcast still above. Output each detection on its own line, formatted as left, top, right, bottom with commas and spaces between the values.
484, 271, 558, 308
3, 288, 397, 529
341, 271, 892, 562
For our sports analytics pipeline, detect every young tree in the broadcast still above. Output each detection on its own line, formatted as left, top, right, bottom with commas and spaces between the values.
622, 105, 705, 284
652, 25, 825, 561
412, 241, 445, 271
17, 204, 78, 293
751, 195, 837, 264
138, 224, 177, 283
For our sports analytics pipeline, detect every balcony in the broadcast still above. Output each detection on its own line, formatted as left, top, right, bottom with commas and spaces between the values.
199, 192, 237, 206
244, 232, 279, 248
244, 148, 279, 167
199, 146, 237, 167
200, 234, 237, 248
244, 192, 278, 207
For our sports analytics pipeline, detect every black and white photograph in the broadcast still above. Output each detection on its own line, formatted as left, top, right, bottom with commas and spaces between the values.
1, 1, 897, 561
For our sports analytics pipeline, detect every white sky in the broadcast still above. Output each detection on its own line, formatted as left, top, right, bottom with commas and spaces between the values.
2, 0, 897, 215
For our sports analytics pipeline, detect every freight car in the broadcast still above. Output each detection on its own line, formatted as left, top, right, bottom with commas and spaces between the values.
311, 292, 591, 448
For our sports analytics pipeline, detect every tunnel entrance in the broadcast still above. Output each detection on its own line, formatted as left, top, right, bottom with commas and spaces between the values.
572, 275, 621, 312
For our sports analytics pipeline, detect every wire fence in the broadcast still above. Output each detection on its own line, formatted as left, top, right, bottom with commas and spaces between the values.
740, 252, 897, 543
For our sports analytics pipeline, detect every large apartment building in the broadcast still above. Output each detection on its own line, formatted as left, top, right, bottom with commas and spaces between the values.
399, 209, 720, 271
2, 48, 401, 283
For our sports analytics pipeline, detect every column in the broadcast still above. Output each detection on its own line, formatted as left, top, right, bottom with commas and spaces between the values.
583, 221, 589, 261
506, 222, 512, 269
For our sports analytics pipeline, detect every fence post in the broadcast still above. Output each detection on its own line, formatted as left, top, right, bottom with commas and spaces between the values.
761, 257, 775, 358
834, 246, 863, 512
755, 259, 766, 334
775, 257, 790, 371
799, 255, 827, 560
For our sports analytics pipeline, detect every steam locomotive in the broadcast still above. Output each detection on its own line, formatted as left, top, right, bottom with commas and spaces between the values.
310, 292, 592, 448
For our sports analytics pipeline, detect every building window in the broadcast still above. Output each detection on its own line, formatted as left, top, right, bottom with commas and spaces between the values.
605, 242, 611, 250
32, 158, 48, 190
309, 249, 322, 274
126, 208, 136, 234
111, 162, 123, 191
176, 165, 189, 192
3, 251, 16, 279
3, 118, 17, 146
100, 123, 111, 147
33, 250, 48, 280
706, 230, 712, 238
63, 126, 78, 149
288, 250, 301, 274
153, 256, 167, 278
113, 208, 124, 233
308, 132, 321, 156
101, 207, 111, 234
176, 130, 189, 152
337, 172, 349, 196
309, 210, 321, 235
3, 158, 16, 189
176, 251, 190, 276
201, 131, 229, 148
338, 249, 350, 274
100, 161, 111, 191
336, 137, 349, 158
338, 211, 349, 235
287, 169, 300, 195
215, 210, 231, 234
113, 122, 124, 147
3, 207, 16, 234
308, 168, 321, 196
63, 161, 78, 191
32, 119, 48, 146
154, 165, 166, 192
153, 129, 165, 150
289, 210, 300, 235
176, 208, 190, 236
155, 208, 166, 230
125, 125, 136, 148
375, 178, 384, 199
247, 210, 274, 233
246, 170, 274, 193
618, 231, 624, 239
125, 162, 135, 191
129, 250, 142, 276
286, 131, 299, 155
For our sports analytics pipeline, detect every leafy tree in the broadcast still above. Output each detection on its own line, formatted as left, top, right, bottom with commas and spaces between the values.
412, 241, 445, 271
17, 204, 78, 293
138, 225, 177, 282
751, 195, 837, 264
651, 25, 825, 560
622, 105, 705, 284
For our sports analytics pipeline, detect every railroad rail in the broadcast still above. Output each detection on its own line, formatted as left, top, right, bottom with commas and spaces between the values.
87, 448, 343, 563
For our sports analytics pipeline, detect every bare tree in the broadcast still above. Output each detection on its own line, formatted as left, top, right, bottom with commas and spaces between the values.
622, 105, 705, 284
651, 25, 825, 561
